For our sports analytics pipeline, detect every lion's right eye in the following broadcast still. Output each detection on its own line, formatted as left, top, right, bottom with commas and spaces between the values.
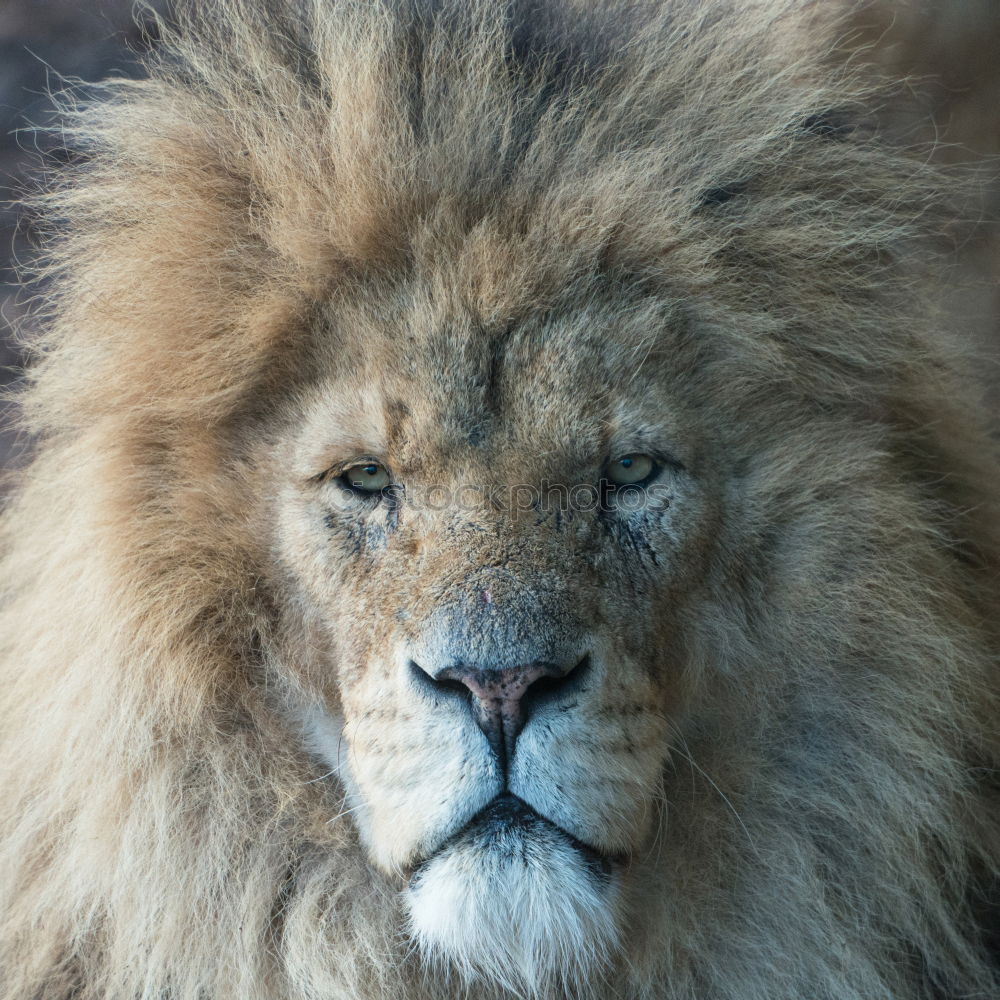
606, 454, 657, 486
338, 461, 391, 494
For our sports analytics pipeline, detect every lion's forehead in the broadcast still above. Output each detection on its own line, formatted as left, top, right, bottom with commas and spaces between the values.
304, 295, 691, 483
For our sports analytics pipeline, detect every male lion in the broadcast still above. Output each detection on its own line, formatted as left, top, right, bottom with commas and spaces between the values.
1, 1, 999, 998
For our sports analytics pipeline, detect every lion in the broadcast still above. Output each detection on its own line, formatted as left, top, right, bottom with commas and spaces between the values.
1, 1, 998, 998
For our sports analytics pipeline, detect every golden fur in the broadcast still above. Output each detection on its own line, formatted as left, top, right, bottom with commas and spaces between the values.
2, 1, 999, 998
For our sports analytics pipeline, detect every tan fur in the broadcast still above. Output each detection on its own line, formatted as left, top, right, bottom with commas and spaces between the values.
2, 1, 1000, 998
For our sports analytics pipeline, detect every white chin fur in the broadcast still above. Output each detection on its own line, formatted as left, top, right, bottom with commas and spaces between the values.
404, 805, 620, 998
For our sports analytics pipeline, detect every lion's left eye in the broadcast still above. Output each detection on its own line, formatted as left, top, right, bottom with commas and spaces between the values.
606, 454, 657, 486
339, 461, 392, 493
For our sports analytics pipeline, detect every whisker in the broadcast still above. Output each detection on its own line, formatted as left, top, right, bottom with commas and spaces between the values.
303, 767, 338, 785
665, 722, 761, 858
325, 799, 366, 825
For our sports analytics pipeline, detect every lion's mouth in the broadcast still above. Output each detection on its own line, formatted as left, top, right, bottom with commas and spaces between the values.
411, 793, 619, 882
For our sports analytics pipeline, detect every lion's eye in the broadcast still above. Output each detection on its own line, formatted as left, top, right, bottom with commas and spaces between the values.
339, 461, 391, 494
606, 454, 656, 486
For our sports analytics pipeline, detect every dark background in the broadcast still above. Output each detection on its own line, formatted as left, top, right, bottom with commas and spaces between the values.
0, 0, 162, 467
0, 1, 998, 470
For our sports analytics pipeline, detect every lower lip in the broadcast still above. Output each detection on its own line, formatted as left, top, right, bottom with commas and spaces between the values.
412, 793, 622, 881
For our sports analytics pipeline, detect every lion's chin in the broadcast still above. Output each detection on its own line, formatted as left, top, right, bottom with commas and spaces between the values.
404, 796, 622, 996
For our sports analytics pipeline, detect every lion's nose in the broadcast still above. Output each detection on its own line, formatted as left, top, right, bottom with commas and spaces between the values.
409, 656, 588, 769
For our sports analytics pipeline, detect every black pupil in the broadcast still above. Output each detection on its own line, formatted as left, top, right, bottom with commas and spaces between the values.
363, 465, 377, 476
621, 458, 633, 468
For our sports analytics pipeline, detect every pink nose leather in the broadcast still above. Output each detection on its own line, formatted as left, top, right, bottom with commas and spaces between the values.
435, 661, 575, 766
444, 663, 550, 730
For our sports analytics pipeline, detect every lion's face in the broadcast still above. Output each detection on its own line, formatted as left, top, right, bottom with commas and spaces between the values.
267, 276, 721, 983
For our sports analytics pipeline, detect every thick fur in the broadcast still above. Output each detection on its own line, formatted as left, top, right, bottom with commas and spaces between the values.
404, 799, 623, 993
2, 2, 1000, 999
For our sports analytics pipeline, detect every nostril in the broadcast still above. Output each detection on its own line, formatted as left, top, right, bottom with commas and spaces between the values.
434, 675, 470, 696
408, 659, 471, 699
521, 654, 591, 714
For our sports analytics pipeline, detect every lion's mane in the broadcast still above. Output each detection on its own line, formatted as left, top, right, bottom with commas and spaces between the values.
1, 2, 999, 998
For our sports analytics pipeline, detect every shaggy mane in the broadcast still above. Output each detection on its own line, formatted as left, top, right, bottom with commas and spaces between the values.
2, 1, 999, 998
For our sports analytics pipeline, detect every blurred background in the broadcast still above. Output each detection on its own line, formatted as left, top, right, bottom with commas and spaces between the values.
0, 0, 162, 467
0, 0, 998, 470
